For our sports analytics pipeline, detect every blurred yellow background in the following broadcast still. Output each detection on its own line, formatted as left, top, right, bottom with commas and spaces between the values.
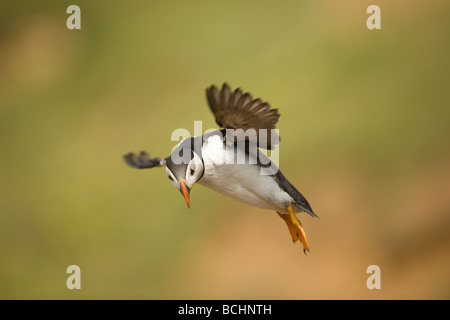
0, 0, 449, 299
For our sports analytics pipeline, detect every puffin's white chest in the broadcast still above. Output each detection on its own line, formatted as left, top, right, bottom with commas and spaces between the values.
198, 134, 292, 211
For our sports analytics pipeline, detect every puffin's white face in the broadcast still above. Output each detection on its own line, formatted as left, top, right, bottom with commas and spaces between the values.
165, 152, 204, 208
185, 152, 204, 187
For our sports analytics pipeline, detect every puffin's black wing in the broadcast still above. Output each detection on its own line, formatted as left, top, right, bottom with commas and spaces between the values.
206, 83, 280, 149
123, 151, 166, 169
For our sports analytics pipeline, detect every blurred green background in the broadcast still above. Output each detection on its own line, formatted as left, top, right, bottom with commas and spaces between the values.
1, 0, 449, 299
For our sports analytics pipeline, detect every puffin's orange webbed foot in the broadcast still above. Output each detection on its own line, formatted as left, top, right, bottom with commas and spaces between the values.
277, 205, 310, 254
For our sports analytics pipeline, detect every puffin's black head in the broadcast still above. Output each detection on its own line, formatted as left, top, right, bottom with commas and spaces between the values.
165, 140, 204, 208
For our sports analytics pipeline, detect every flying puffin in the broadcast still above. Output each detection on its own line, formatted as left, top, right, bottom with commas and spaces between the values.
124, 83, 318, 253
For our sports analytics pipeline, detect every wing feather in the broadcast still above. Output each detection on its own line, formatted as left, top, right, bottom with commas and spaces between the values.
123, 151, 165, 169
206, 83, 280, 149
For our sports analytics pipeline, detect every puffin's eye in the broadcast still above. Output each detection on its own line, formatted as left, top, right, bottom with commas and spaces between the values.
168, 176, 174, 181
190, 169, 195, 176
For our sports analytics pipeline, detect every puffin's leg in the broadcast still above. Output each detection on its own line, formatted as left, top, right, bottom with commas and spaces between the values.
277, 212, 300, 243
286, 205, 310, 254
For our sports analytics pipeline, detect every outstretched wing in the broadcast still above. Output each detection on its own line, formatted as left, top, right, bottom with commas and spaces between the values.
206, 83, 280, 149
123, 151, 166, 169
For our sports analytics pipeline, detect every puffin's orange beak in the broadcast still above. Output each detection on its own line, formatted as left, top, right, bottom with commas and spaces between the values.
178, 179, 191, 208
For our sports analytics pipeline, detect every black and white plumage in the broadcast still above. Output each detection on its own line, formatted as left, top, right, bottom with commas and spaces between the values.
124, 83, 318, 253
